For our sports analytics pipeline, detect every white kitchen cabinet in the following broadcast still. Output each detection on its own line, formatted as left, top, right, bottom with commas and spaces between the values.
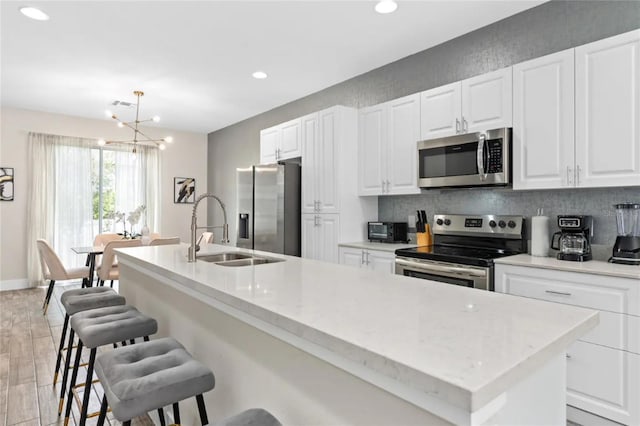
302, 214, 340, 264
259, 117, 302, 164
575, 29, 640, 188
339, 246, 396, 274
420, 67, 512, 140
358, 93, 421, 196
513, 49, 575, 190
513, 30, 640, 190
495, 263, 640, 425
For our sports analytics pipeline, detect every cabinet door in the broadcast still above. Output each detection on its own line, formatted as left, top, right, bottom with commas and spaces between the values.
301, 214, 318, 260
358, 105, 386, 196
462, 67, 513, 133
317, 110, 340, 213
420, 81, 461, 139
575, 29, 640, 188
301, 113, 318, 213
386, 94, 421, 195
513, 49, 575, 190
366, 250, 396, 274
339, 247, 364, 268
260, 127, 279, 165
317, 214, 340, 263
279, 118, 302, 160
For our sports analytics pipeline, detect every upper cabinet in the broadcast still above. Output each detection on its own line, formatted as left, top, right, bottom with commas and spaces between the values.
575, 29, 640, 188
513, 30, 640, 190
259, 117, 302, 164
358, 93, 421, 196
420, 68, 513, 140
513, 49, 575, 189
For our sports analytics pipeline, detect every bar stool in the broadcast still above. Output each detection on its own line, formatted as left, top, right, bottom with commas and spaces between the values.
63, 305, 158, 426
94, 337, 281, 426
54, 287, 126, 412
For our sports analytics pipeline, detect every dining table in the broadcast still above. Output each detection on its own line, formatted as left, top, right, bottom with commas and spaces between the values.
71, 245, 104, 287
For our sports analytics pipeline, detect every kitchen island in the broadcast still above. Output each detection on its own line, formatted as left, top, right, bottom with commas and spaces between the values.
116, 244, 598, 425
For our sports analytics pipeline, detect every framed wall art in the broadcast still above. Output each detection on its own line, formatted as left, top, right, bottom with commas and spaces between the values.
174, 177, 195, 204
0, 167, 14, 201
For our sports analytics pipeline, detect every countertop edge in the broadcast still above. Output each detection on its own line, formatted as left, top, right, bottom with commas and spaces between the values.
495, 254, 640, 279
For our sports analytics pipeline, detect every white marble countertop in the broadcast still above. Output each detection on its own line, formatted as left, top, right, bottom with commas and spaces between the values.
117, 244, 597, 415
339, 241, 417, 252
495, 254, 640, 280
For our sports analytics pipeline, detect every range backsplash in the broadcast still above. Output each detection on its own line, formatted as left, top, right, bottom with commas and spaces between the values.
378, 186, 640, 261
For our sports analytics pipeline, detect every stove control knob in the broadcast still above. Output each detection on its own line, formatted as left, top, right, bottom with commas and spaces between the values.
436, 218, 444, 226
444, 219, 451, 226
489, 220, 497, 228
508, 220, 517, 229
498, 220, 506, 228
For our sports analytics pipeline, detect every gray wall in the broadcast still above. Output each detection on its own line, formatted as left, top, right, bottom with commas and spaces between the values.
208, 1, 640, 254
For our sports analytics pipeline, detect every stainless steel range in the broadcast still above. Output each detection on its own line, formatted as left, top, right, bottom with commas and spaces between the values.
395, 214, 526, 291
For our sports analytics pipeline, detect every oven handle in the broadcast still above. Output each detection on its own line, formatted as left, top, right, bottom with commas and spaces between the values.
396, 258, 487, 277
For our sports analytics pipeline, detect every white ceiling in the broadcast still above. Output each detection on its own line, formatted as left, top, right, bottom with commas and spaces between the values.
1, 1, 545, 134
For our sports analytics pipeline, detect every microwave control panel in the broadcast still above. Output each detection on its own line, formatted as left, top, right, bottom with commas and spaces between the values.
487, 140, 503, 174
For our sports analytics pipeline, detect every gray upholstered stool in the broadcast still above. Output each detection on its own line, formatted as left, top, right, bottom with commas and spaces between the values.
212, 408, 282, 426
55, 287, 126, 413
63, 304, 158, 426
94, 337, 215, 426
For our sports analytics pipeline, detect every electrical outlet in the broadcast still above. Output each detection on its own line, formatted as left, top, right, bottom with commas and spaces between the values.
408, 215, 415, 226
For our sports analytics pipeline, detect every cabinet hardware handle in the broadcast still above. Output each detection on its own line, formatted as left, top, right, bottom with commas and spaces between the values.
381, 180, 386, 193
455, 118, 461, 134
462, 117, 468, 133
566, 166, 573, 186
361, 250, 365, 265
386, 180, 391, 192
576, 165, 581, 186
365, 251, 370, 265
545, 290, 572, 296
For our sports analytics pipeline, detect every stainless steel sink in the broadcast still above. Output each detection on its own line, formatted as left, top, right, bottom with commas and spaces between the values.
197, 252, 254, 262
196, 251, 285, 267
215, 257, 284, 267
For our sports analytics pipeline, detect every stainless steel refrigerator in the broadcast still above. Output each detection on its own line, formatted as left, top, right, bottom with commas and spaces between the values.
236, 163, 301, 256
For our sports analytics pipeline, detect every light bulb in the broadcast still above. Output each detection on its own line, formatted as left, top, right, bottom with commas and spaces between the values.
252, 71, 268, 79
105, 110, 113, 118
159, 143, 166, 150
20, 7, 49, 21
164, 136, 173, 143
375, 0, 398, 14
97, 139, 106, 146
152, 115, 160, 123
117, 122, 124, 128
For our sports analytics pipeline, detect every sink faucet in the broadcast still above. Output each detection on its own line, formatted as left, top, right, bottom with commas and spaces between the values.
188, 193, 229, 262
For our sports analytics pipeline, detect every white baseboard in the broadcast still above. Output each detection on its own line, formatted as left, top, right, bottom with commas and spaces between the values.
0, 278, 31, 291
567, 405, 623, 426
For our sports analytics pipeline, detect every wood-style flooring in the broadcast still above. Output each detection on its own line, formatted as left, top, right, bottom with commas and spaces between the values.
0, 283, 152, 426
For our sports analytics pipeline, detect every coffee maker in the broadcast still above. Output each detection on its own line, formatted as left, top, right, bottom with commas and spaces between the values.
610, 203, 640, 265
551, 215, 593, 261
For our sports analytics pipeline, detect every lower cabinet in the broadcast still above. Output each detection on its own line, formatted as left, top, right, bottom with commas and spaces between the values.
339, 246, 396, 274
302, 214, 340, 264
495, 264, 640, 425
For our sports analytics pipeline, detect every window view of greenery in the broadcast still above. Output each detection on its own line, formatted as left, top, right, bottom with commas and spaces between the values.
91, 149, 117, 234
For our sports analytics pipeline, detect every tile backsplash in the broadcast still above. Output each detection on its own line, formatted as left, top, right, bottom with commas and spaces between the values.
378, 186, 640, 261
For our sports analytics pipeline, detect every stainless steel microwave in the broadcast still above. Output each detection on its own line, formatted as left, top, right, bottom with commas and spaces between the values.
417, 128, 512, 189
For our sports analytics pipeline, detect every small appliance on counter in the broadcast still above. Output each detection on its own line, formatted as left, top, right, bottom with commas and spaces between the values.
610, 203, 640, 265
368, 222, 408, 243
550, 215, 593, 262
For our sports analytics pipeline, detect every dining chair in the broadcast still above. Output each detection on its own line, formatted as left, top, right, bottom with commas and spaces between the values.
148, 237, 181, 246
36, 239, 91, 315
197, 232, 214, 246
92, 233, 123, 269
96, 239, 142, 287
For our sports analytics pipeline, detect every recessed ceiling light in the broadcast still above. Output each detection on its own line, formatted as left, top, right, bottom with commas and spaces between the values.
19, 6, 49, 21
375, 0, 398, 14
252, 71, 268, 80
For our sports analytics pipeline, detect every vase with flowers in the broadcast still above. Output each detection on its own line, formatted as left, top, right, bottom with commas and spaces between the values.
115, 205, 146, 239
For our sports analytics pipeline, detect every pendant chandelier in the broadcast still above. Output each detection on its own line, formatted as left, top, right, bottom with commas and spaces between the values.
98, 90, 173, 154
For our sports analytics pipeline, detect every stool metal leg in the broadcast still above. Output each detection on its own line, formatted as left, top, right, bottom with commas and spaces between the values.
173, 402, 181, 425
196, 394, 209, 425
64, 339, 84, 426
58, 328, 75, 415
53, 314, 69, 385
79, 347, 97, 426
157, 408, 166, 426
96, 394, 108, 426
123, 421, 131, 426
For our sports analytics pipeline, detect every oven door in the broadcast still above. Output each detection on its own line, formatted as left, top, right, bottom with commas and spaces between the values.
417, 128, 511, 188
395, 257, 492, 291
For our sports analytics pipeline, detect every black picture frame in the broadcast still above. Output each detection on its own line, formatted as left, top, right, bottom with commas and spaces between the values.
0, 167, 14, 201
174, 177, 195, 204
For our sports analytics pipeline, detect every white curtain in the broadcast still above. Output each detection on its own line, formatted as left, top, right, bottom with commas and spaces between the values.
26, 132, 160, 286
27, 133, 94, 284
